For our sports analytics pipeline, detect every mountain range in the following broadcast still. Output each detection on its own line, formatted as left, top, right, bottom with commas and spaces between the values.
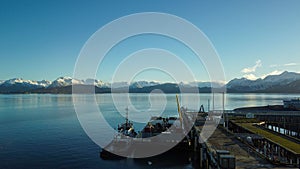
226, 71, 300, 93
1, 71, 300, 94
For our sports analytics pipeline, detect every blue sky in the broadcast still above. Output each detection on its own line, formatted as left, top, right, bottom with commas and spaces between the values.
1, 0, 300, 82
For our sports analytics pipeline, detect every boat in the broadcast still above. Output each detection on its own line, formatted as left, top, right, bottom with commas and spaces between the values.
100, 96, 197, 159
100, 114, 190, 159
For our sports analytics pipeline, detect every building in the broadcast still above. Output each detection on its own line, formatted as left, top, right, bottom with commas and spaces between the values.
283, 98, 300, 110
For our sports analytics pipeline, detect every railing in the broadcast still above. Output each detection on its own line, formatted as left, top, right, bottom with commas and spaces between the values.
233, 111, 300, 116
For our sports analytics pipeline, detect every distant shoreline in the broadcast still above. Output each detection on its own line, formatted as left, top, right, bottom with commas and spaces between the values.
234, 105, 300, 112
1, 91, 300, 95
1, 83, 300, 94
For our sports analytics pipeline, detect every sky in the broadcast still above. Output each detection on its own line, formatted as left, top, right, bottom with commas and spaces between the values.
0, 0, 300, 82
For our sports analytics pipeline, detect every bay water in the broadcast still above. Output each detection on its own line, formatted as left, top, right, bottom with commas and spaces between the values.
0, 93, 298, 168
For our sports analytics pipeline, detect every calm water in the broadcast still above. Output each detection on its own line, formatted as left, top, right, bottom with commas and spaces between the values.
0, 93, 299, 169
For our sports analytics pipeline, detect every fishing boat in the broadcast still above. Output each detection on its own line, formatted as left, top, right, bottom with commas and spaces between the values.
100, 96, 197, 159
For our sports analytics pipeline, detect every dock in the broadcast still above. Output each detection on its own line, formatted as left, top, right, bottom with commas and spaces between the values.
183, 109, 300, 169
198, 126, 275, 168
230, 120, 300, 167
101, 95, 300, 169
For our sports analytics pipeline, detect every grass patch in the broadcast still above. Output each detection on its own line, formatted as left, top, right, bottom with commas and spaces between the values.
230, 117, 260, 123
237, 123, 300, 155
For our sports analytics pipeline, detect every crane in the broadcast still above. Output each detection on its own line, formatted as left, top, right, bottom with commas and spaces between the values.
198, 105, 205, 113
176, 94, 183, 128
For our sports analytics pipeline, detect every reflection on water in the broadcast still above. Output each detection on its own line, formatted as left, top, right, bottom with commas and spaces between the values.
0, 93, 299, 168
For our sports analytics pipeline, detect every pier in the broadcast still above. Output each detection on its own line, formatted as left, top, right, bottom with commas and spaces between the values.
233, 110, 300, 139
181, 108, 300, 169
101, 96, 300, 168
226, 110, 300, 167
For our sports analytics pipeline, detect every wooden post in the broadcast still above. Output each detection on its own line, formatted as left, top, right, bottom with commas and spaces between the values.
200, 147, 203, 168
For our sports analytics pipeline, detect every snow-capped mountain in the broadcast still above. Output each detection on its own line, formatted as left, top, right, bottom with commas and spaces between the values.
1, 78, 51, 87
84, 79, 110, 88
48, 78, 159, 89
130, 81, 161, 88
48, 77, 84, 88
110, 81, 161, 89
1, 71, 300, 93
0, 78, 51, 93
263, 71, 300, 84
109, 82, 128, 88
227, 71, 300, 91
226, 78, 257, 89
183, 81, 224, 88
36, 80, 52, 87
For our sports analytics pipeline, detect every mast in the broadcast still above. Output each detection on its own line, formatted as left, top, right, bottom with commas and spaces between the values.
222, 92, 225, 114
125, 106, 129, 127
212, 92, 215, 111
176, 95, 183, 128
222, 92, 228, 130
208, 99, 210, 112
